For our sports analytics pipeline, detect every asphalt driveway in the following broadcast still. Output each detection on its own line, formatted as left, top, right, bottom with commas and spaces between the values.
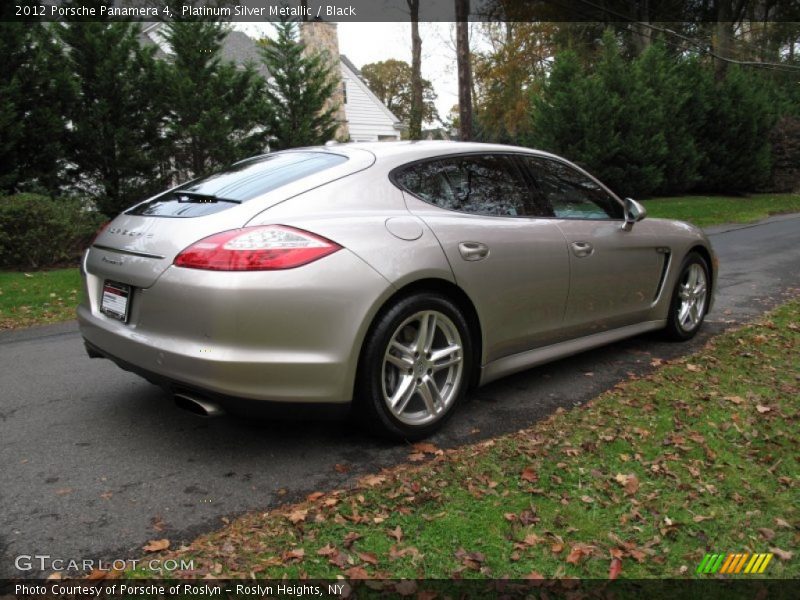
1, 213, 798, 578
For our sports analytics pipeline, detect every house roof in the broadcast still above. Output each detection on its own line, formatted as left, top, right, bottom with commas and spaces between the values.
138, 24, 269, 78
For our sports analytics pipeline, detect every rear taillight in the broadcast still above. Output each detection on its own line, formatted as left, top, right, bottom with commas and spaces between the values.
174, 225, 341, 271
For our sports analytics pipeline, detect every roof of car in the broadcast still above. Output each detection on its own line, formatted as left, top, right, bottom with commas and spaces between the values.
298, 141, 557, 163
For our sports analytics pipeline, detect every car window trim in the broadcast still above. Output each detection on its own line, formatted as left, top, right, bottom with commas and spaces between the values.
391, 151, 550, 219
515, 154, 626, 222
390, 151, 626, 222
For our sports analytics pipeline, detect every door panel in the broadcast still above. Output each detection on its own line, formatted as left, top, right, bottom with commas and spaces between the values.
556, 220, 665, 336
515, 154, 664, 337
401, 199, 570, 364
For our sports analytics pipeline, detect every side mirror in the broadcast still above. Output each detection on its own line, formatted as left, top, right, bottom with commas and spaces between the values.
623, 197, 647, 231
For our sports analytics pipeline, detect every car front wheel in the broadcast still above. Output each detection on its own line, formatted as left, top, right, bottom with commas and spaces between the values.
664, 252, 710, 341
357, 293, 472, 440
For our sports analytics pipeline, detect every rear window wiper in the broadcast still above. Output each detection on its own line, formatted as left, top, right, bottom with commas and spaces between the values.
174, 191, 242, 204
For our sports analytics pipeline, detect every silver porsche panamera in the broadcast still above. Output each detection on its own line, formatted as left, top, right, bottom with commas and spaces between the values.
78, 141, 716, 439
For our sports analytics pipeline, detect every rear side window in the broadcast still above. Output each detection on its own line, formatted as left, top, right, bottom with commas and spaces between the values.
128, 152, 348, 217
394, 154, 537, 217
521, 156, 623, 220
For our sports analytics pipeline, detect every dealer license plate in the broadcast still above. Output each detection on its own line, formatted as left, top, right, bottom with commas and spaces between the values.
100, 281, 131, 322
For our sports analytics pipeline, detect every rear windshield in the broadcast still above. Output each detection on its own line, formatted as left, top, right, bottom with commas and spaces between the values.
127, 152, 348, 217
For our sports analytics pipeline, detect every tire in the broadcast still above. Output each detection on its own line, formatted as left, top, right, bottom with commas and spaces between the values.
663, 252, 710, 341
356, 292, 473, 441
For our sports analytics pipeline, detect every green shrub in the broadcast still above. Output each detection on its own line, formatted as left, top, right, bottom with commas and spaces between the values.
0, 194, 105, 269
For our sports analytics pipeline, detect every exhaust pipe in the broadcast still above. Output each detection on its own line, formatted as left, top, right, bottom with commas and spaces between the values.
174, 392, 225, 417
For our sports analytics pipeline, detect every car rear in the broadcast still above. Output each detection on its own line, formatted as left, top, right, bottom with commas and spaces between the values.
78, 147, 393, 406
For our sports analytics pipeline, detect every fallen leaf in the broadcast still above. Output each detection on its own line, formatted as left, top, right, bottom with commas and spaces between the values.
566, 544, 592, 565
756, 404, 772, 414
151, 516, 166, 532
357, 551, 378, 565
521, 467, 538, 483
387, 526, 403, 541
412, 442, 439, 454
758, 527, 775, 540
360, 474, 387, 487
142, 539, 169, 552
524, 572, 545, 580
343, 532, 362, 548
774, 518, 792, 529
686, 363, 702, 372
306, 491, 324, 502
408, 452, 426, 462
287, 508, 308, 524
344, 566, 369, 579
770, 547, 793, 561
551, 543, 564, 554
581, 495, 594, 503
609, 557, 622, 580
55, 488, 73, 496
724, 395, 744, 404
282, 548, 305, 562
100, 491, 113, 500
334, 463, 350, 473
693, 515, 713, 523
86, 569, 109, 580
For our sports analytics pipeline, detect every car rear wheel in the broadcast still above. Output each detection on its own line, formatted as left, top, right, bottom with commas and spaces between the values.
664, 252, 710, 341
357, 293, 472, 440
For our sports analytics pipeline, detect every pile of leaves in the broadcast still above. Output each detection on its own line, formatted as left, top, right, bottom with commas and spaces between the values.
135, 299, 799, 580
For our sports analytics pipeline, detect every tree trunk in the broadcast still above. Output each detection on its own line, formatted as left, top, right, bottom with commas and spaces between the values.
455, 0, 473, 141
632, 0, 652, 55
407, 0, 423, 140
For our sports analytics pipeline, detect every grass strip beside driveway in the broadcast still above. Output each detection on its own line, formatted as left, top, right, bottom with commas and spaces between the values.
0, 268, 80, 329
141, 299, 799, 579
643, 194, 800, 228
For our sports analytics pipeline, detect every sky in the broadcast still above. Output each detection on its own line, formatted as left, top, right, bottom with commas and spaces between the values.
236, 22, 466, 123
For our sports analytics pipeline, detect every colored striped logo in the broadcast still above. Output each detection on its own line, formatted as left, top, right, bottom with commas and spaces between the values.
696, 552, 773, 574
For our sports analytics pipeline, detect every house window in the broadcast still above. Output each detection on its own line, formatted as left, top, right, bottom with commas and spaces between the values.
342, 82, 347, 104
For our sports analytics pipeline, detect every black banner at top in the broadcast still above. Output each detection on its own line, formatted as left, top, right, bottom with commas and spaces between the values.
4, 0, 800, 23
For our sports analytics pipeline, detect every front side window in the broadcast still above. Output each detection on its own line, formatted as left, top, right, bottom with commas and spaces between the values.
522, 157, 623, 220
394, 154, 536, 217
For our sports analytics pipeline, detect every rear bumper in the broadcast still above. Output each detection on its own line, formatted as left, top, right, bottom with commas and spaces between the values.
82, 339, 351, 419
78, 249, 393, 405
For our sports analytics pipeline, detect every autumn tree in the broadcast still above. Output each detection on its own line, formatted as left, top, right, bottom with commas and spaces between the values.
472, 22, 555, 142
360, 59, 438, 124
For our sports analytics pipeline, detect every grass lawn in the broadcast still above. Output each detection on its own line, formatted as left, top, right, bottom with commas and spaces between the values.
136, 298, 799, 580
643, 193, 800, 228
0, 268, 81, 329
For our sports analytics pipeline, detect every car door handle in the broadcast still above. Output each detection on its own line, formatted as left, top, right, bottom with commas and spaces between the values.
458, 241, 489, 261
571, 241, 594, 258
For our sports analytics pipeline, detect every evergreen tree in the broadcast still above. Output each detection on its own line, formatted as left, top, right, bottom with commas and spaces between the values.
0, 20, 72, 194
161, 18, 269, 180
530, 32, 668, 197
634, 45, 703, 195
259, 20, 339, 150
58, 14, 168, 216
695, 66, 775, 192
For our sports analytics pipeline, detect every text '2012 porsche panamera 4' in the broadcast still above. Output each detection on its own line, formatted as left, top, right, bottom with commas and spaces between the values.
78, 141, 716, 440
